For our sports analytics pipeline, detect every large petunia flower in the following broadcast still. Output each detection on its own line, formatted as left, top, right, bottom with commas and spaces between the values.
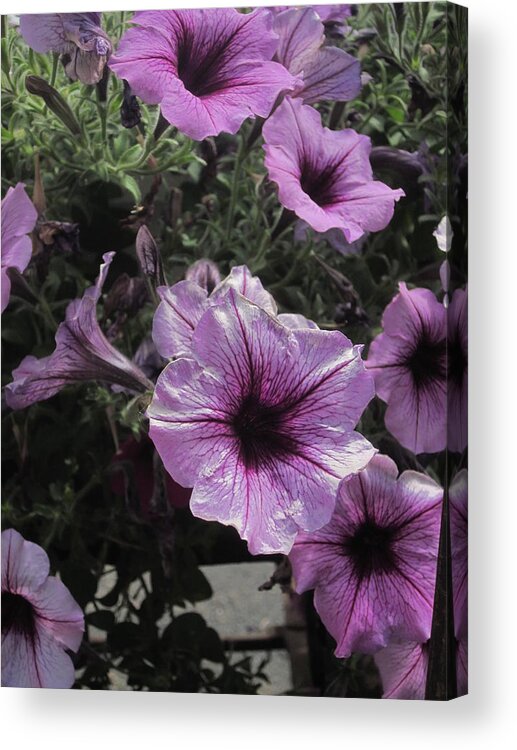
367, 283, 447, 455
263, 97, 404, 242
289, 454, 442, 656
1, 183, 38, 313
148, 289, 375, 554
448, 287, 468, 453
109, 9, 298, 141
5, 252, 153, 410
19, 13, 112, 85
152, 264, 314, 360
1, 529, 84, 688
272, 8, 361, 104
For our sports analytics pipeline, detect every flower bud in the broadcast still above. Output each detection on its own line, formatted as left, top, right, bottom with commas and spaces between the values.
185, 259, 222, 294
25, 75, 81, 135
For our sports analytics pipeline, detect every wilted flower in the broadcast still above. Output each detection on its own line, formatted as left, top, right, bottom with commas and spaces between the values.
120, 80, 142, 129
37, 220, 80, 255
185, 259, 222, 294
367, 283, 447, 455
20, 13, 112, 85
1, 529, 84, 688
135, 225, 165, 287
1, 183, 37, 313
448, 287, 467, 454
109, 9, 298, 141
272, 7, 361, 104
103, 273, 148, 319
5, 252, 153, 410
152, 264, 315, 360
290, 454, 442, 656
148, 289, 375, 554
263, 98, 404, 243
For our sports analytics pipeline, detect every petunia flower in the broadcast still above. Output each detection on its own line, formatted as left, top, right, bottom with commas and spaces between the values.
289, 454, 442, 656
152, 264, 314, 360
19, 13, 112, 85
447, 287, 467, 453
109, 9, 298, 141
5, 252, 153, 410
263, 97, 404, 243
374, 468, 468, 699
367, 283, 447, 455
185, 259, 222, 294
1, 528, 84, 688
148, 289, 375, 554
1, 183, 37, 313
272, 7, 361, 105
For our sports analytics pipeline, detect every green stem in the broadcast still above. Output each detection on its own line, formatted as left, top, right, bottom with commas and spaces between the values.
50, 53, 59, 87
225, 136, 246, 242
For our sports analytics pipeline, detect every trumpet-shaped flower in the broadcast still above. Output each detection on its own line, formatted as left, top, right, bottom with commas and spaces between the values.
5, 252, 153, 410
263, 98, 404, 242
148, 289, 375, 554
367, 283, 447, 455
1, 529, 84, 688
19, 13, 112, 84
152, 264, 314, 360
273, 8, 360, 104
109, 9, 298, 140
290, 454, 442, 656
1, 183, 37, 313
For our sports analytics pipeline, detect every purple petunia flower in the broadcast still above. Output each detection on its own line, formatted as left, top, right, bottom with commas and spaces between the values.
5, 252, 153, 410
272, 8, 361, 104
152, 264, 315, 360
185, 259, 222, 294
109, 9, 298, 141
269, 5, 353, 24
448, 287, 468, 454
450, 469, 468, 646
19, 13, 112, 85
1, 183, 37, 313
290, 454, 442, 656
263, 97, 404, 242
1, 529, 84, 688
148, 289, 375, 554
367, 283, 447, 455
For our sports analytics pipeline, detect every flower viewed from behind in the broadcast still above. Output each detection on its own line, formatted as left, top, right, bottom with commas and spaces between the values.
148, 289, 375, 554
263, 98, 404, 243
290, 454, 442, 656
109, 9, 298, 140
1, 529, 84, 688
448, 287, 468, 453
152, 264, 314, 360
367, 283, 447, 455
5, 252, 153, 410
1, 183, 37, 313
272, 7, 361, 104
19, 13, 112, 85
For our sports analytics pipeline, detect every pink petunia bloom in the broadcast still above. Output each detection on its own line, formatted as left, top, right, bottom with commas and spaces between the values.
109, 9, 298, 141
1, 529, 84, 688
152, 264, 315, 360
5, 252, 153, 410
272, 8, 361, 104
374, 469, 468, 699
148, 289, 375, 554
447, 287, 468, 453
367, 283, 447, 455
263, 98, 404, 243
19, 13, 112, 85
289, 454, 442, 657
1, 183, 38, 313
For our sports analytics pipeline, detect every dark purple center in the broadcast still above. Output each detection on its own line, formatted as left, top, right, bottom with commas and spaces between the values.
231, 394, 296, 470
344, 521, 396, 578
176, 30, 234, 98
300, 159, 341, 207
405, 334, 447, 388
1, 591, 37, 638
447, 336, 467, 387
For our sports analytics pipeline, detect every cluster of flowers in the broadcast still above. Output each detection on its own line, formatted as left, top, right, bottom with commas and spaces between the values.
1, 8, 467, 697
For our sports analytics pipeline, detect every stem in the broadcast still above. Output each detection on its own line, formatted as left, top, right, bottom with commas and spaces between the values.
50, 53, 59, 87
225, 136, 246, 242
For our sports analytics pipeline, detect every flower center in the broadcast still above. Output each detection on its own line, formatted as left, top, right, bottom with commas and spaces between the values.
231, 394, 295, 470
344, 521, 396, 578
447, 336, 467, 387
1, 591, 37, 638
300, 159, 340, 207
177, 33, 229, 98
405, 334, 447, 388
